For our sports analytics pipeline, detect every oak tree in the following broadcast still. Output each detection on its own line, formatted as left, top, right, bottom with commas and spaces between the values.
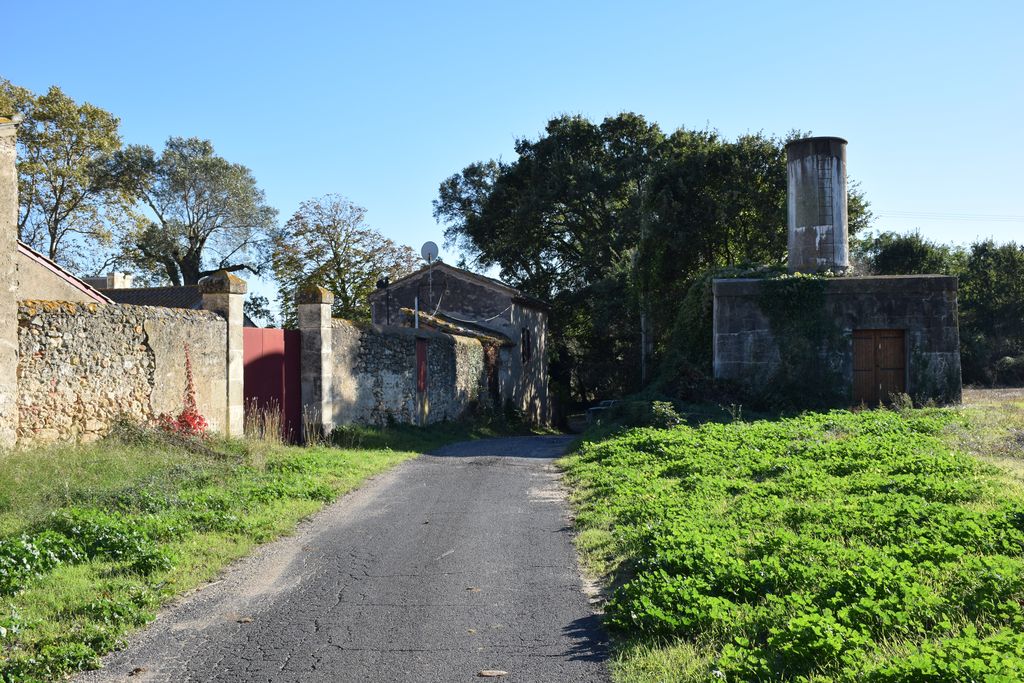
1, 80, 132, 273
271, 195, 419, 325
111, 137, 277, 285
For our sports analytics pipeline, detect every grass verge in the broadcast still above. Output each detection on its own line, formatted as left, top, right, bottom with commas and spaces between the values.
561, 392, 1024, 682
0, 417, 498, 682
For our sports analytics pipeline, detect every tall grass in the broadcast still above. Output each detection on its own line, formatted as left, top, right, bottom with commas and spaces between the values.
244, 398, 286, 445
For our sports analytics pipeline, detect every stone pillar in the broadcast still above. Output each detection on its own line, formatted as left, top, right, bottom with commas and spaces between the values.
199, 271, 247, 437
0, 118, 20, 448
297, 285, 334, 441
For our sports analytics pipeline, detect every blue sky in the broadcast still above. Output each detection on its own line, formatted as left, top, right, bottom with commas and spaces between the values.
6, 0, 1023, 296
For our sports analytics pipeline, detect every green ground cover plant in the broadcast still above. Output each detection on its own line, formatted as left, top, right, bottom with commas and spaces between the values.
0, 417, 486, 682
562, 401, 1024, 682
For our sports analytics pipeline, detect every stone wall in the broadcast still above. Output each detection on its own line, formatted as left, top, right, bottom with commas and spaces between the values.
369, 265, 550, 424
16, 301, 228, 444
712, 275, 962, 406
330, 320, 486, 426
0, 122, 18, 447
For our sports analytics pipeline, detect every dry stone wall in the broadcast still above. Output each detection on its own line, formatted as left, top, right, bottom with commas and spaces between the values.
16, 300, 228, 444
331, 320, 486, 426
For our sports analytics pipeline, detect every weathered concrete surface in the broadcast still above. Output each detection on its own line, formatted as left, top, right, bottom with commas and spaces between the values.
787, 136, 849, 274
77, 436, 608, 683
0, 121, 18, 448
712, 275, 962, 405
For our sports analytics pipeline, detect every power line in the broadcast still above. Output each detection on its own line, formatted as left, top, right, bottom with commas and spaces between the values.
876, 210, 1024, 223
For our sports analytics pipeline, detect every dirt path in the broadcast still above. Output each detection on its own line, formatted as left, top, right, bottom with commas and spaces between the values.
77, 435, 608, 682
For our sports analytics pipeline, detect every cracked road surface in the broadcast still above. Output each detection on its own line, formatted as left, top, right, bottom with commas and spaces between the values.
78, 435, 608, 682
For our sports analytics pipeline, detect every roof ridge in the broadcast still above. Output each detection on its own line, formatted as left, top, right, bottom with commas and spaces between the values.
16, 241, 112, 304
98, 284, 198, 291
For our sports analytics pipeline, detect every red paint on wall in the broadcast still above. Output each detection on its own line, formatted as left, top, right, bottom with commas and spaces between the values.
416, 338, 427, 393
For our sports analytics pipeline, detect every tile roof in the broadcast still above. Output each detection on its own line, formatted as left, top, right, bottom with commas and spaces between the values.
369, 262, 549, 310
398, 307, 514, 346
101, 285, 204, 310
101, 285, 258, 327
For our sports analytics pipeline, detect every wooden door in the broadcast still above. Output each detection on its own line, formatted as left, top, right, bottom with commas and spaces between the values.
852, 329, 906, 406
484, 343, 500, 407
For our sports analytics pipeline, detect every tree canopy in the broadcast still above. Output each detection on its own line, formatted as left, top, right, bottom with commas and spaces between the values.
1, 80, 131, 273
110, 137, 277, 285
435, 113, 872, 403
270, 195, 419, 325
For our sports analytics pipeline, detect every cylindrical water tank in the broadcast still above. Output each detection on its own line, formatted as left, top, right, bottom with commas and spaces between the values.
786, 136, 848, 273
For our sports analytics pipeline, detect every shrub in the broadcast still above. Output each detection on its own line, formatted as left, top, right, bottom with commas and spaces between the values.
650, 401, 683, 429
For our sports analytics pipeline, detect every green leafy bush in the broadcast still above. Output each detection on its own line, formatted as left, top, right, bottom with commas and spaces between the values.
565, 408, 1024, 681
0, 532, 83, 595
47, 508, 174, 574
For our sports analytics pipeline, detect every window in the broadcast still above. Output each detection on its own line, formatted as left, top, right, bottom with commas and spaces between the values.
521, 328, 532, 363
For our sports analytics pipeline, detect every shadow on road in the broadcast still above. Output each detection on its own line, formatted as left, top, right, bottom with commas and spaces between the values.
428, 435, 576, 459
562, 613, 610, 662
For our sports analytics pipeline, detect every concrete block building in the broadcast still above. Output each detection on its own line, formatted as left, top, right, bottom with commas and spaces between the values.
712, 137, 962, 406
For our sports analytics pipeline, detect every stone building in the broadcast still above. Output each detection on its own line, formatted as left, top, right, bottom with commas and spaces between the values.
713, 137, 962, 406
16, 241, 111, 304
369, 262, 550, 424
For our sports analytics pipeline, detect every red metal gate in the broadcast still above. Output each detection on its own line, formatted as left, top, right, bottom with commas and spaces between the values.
243, 328, 302, 442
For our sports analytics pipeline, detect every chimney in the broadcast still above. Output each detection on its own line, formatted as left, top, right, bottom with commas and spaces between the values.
105, 272, 133, 289
786, 136, 849, 273
84, 272, 134, 290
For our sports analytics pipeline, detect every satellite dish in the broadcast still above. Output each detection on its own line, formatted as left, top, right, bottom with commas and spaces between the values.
421, 241, 439, 264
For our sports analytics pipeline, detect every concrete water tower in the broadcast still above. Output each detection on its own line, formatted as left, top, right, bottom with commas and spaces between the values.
712, 134, 962, 407
786, 136, 849, 273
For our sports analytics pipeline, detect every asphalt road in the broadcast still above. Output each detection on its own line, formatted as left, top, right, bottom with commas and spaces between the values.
78, 435, 608, 682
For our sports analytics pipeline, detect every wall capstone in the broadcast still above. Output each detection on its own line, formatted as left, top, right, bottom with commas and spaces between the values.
199, 270, 246, 436
298, 287, 335, 439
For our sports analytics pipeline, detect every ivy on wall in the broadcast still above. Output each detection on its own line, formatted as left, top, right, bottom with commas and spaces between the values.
755, 273, 846, 407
